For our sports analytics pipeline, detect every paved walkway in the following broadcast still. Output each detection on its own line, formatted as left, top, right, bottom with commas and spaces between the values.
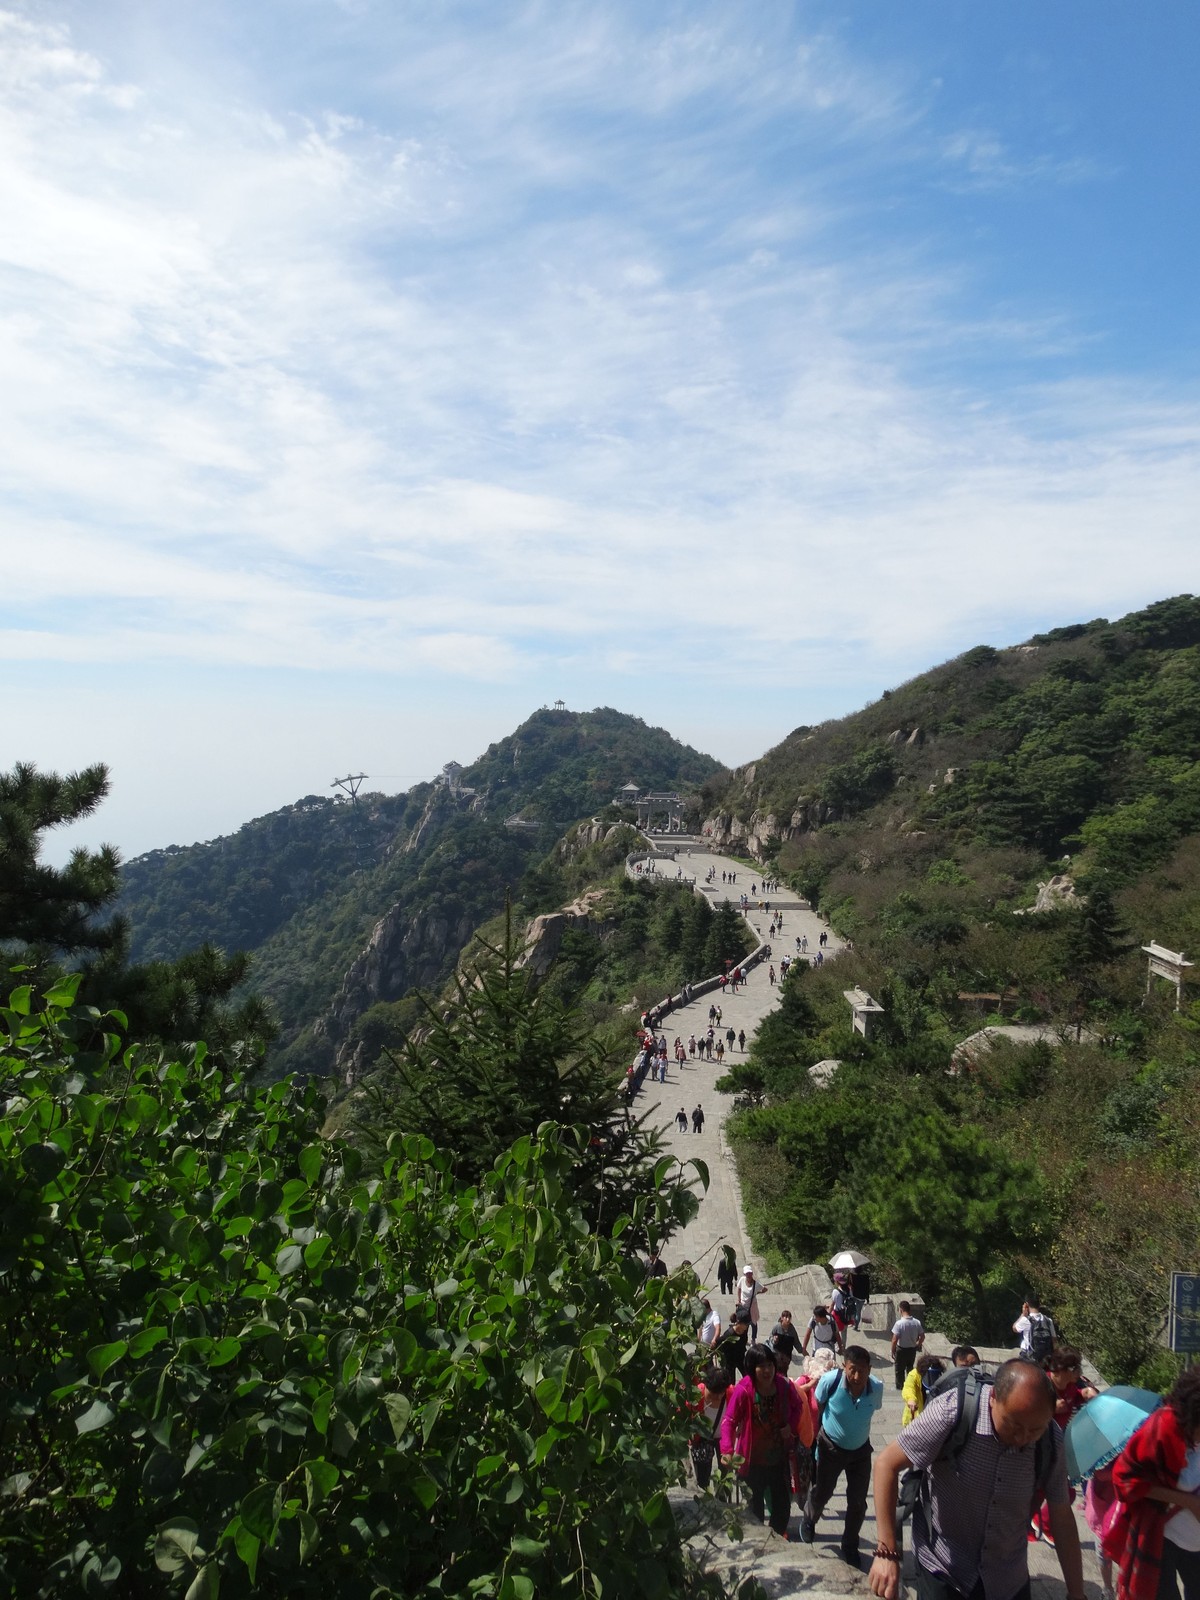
631, 843, 1106, 1599
631, 842, 844, 1322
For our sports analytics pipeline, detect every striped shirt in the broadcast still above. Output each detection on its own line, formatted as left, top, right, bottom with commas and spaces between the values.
900, 1389, 1069, 1600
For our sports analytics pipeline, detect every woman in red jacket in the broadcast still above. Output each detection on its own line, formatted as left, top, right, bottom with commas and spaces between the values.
1109, 1367, 1200, 1600
720, 1344, 803, 1536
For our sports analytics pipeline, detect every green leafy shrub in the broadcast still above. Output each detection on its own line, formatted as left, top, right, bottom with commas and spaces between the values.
1, 980, 712, 1598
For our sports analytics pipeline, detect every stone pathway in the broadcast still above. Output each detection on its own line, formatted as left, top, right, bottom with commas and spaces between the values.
627, 842, 1107, 1600
632, 842, 843, 1317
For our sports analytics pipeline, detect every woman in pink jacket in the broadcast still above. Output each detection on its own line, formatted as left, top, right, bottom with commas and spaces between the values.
720, 1344, 804, 1535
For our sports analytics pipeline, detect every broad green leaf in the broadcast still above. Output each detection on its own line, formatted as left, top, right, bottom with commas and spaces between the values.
209, 1337, 242, 1367
298, 1509, 319, 1563
642, 1490, 666, 1525
303, 1458, 338, 1509
328, 1413, 358, 1457
303, 1235, 331, 1271
43, 974, 82, 1008
184, 1563, 219, 1600
688, 1157, 710, 1189
411, 1472, 439, 1509
141, 1449, 184, 1500
310, 1384, 333, 1436
510, 1537, 547, 1561
392, 1327, 419, 1373
383, 1393, 412, 1442
22, 1142, 67, 1186
233, 1521, 260, 1582
298, 1145, 323, 1185
239, 1483, 278, 1542
420, 1394, 444, 1443
534, 1376, 561, 1413
276, 1242, 304, 1276
128, 1326, 169, 1359
7, 986, 31, 1016
154, 1517, 201, 1575
75, 1397, 117, 1435
87, 1341, 127, 1380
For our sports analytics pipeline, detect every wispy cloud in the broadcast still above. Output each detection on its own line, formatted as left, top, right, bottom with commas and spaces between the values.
939, 127, 1111, 190
1, 0, 1197, 711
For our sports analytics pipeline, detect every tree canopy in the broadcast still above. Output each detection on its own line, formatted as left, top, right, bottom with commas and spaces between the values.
0, 762, 122, 959
1, 977, 714, 1598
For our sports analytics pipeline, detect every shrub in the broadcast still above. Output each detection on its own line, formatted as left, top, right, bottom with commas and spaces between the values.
1, 980, 713, 1598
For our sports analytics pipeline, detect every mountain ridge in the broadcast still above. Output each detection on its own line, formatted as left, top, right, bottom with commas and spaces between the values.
115, 706, 725, 1075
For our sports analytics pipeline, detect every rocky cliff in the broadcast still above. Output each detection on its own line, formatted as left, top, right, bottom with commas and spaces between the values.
318, 901, 479, 1084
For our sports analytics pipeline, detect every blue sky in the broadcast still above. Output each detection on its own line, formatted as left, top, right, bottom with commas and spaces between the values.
5, 1, 1199, 861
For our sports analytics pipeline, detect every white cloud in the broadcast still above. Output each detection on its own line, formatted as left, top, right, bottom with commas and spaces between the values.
0, 1, 1196, 724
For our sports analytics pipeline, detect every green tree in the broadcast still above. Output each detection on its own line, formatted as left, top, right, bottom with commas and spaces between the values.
703, 902, 749, 976
358, 915, 621, 1182
0, 978, 717, 1598
821, 744, 897, 818
851, 1114, 1044, 1335
729, 1087, 884, 1264
84, 941, 278, 1055
1059, 885, 1137, 1037
0, 762, 122, 959
0, 761, 275, 1056
352, 914, 703, 1248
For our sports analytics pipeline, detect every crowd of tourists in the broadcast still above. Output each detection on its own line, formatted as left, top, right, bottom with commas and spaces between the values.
675, 1265, 1200, 1600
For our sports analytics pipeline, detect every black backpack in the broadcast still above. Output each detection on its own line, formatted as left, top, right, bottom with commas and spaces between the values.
1028, 1315, 1055, 1365
814, 1367, 844, 1443
897, 1368, 1057, 1529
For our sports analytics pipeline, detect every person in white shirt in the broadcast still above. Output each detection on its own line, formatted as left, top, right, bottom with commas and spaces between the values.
1013, 1297, 1057, 1364
890, 1301, 924, 1390
737, 1267, 761, 1340
699, 1298, 721, 1346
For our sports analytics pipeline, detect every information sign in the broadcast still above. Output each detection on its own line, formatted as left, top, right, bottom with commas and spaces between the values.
1169, 1272, 1200, 1354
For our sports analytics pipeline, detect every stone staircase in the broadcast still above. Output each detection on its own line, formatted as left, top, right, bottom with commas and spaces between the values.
671, 1316, 1110, 1599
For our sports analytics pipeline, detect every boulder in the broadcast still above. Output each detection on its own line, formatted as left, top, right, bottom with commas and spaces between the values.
1014, 873, 1081, 915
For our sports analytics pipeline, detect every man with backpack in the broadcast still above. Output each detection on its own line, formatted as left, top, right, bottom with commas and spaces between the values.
867, 1360, 1086, 1600
1013, 1297, 1056, 1365
800, 1345, 883, 1566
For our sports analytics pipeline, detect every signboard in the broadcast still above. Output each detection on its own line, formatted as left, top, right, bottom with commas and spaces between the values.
1169, 1272, 1200, 1354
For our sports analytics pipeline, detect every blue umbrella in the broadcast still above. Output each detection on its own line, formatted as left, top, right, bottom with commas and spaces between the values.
1065, 1386, 1162, 1481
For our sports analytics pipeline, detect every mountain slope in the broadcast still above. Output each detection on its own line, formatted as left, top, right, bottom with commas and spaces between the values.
699, 595, 1200, 1383
116, 707, 724, 1075
701, 594, 1200, 883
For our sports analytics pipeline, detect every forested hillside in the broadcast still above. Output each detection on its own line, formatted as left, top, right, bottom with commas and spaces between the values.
707, 595, 1200, 1384
335, 820, 754, 1106
116, 708, 723, 1077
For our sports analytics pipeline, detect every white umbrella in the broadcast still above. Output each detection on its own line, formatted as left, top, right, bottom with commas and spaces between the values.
828, 1249, 870, 1270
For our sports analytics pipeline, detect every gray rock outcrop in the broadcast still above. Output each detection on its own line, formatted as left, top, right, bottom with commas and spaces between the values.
319, 901, 478, 1085
1014, 873, 1081, 914
517, 891, 615, 979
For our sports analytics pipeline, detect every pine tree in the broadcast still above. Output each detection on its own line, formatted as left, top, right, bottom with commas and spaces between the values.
0, 762, 122, 957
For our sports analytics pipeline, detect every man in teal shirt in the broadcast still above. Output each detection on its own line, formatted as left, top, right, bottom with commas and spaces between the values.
801, 1345, 884, 1567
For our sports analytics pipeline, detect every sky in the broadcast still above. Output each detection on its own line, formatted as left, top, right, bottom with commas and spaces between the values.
5, 1, 1199, 863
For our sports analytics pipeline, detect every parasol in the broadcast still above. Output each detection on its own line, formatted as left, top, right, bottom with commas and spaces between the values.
828, 1249, 871, 1271
1064, 1386, 1162, 1481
